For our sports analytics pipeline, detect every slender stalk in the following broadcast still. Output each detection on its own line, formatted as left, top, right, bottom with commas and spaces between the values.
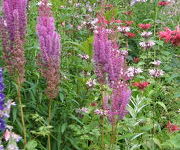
47, 99, 52, 150
100, 90, 105, 149
17, 77, 27, 145
110, 118, 117, 149
153, 0, 159, 59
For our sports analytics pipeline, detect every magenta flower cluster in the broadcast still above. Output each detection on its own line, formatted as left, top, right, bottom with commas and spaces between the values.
36, 0, 61, 99
0, 0, 27, 83
93, 26, 131, 121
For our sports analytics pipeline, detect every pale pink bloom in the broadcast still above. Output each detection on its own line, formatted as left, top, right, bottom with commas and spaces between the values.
78, 54, 89, 60
139, 41, 155, 49
86, 78, 97, 87
117, 26, 130, 32
126, 67, 143, 78
76, 107, 89, 114
94, 109, 108, 116
3, 130, 22, 142
141, 31, 152, 38
151, 60, 162, 66
149, 69, 164, 77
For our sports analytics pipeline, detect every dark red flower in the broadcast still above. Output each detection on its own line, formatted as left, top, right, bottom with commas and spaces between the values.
133, 82, 150, 90
158, 1, 170, 6
138, 24, 151, 30
123, 11, 133, 16
166, 121, 180, 132
114, 20, 122, 23
90, 102, 97, 107
133, 57, 140, 63
125, 32, 136, 38
123, 21, 134, 26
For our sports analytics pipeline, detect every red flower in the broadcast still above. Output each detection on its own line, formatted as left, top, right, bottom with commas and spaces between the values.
159, 27, 180, 46
123, 21, 134, 26
125, 32, 136, 38
133, 82, 150, 90
158, 1, 170, 6
90, 102, 97, 107
123, 11, 133, 16
138, 24, 151, 30
166, 121, 180, 132
133, 57, 140, 63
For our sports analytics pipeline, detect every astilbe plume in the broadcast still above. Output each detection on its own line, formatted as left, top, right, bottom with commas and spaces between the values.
0, 0, 27, 84
93, 26, 131, 122
36, 0, 61, 99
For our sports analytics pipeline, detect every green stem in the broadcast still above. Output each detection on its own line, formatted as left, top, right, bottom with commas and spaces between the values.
153, 0, 159, 59
110, 118, 117, 149
17, 77, 27, 145
101, 90, 105, 149
48, 99, 52, 150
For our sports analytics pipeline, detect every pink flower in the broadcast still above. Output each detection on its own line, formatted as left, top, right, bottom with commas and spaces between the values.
132, 82, 150, 90
138, 24, 151, 30
123, 21, 134, 26
149, 69, 164, 77
159, 27, 180, 46
166, 121, 180, 132
151, 60, 161, 66
158, 1, 170, 6
125, 32, 136, 38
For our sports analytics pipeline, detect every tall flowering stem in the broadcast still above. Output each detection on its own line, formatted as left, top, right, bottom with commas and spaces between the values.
36, 0, 61, 149
0, 0, 27, 145
93, 24, 131, 148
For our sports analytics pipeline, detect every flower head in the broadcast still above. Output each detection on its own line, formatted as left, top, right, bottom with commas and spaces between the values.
125, 32, 136, 38
149, 69, 164, 77
158, 1, 170, 6
139, 41, 155, 49
151, 60, 162, 66
166, 121, 180, 132
133, 57, 140, 63
133, 81, 150, 90
138, 24, 151, 30
36, 0, 61, 99
141, 31, 152, 38
159, 27, 180, 46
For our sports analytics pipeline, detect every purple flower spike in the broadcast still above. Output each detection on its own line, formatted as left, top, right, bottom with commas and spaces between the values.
36, 0, 61, 99
0, 0, 27, 84
93, 25, 131, 123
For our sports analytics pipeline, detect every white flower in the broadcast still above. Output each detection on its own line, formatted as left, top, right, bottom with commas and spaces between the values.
139, 41, 155, 49
94, 109, 108, 116
78, 54, 89, 60
151, 60, 161, 66
126, 67, 143, 78
86, 78, 96, 87
91, 18, 98, 25
76, 107, 89, 113
3, 20, 7, 27
149, 69, 164, 77
117, 26, 130, 32
135, 68, 143, 74
37, 1, 52, 6
141, 31, 152, 38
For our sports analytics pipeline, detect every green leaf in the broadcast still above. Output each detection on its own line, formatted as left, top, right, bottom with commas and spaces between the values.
61, 123, 67, 133
156, 102, 168, 112
25, 140, 38, 150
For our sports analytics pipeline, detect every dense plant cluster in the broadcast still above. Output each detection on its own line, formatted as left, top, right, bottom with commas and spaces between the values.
0, 0, 179, 149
